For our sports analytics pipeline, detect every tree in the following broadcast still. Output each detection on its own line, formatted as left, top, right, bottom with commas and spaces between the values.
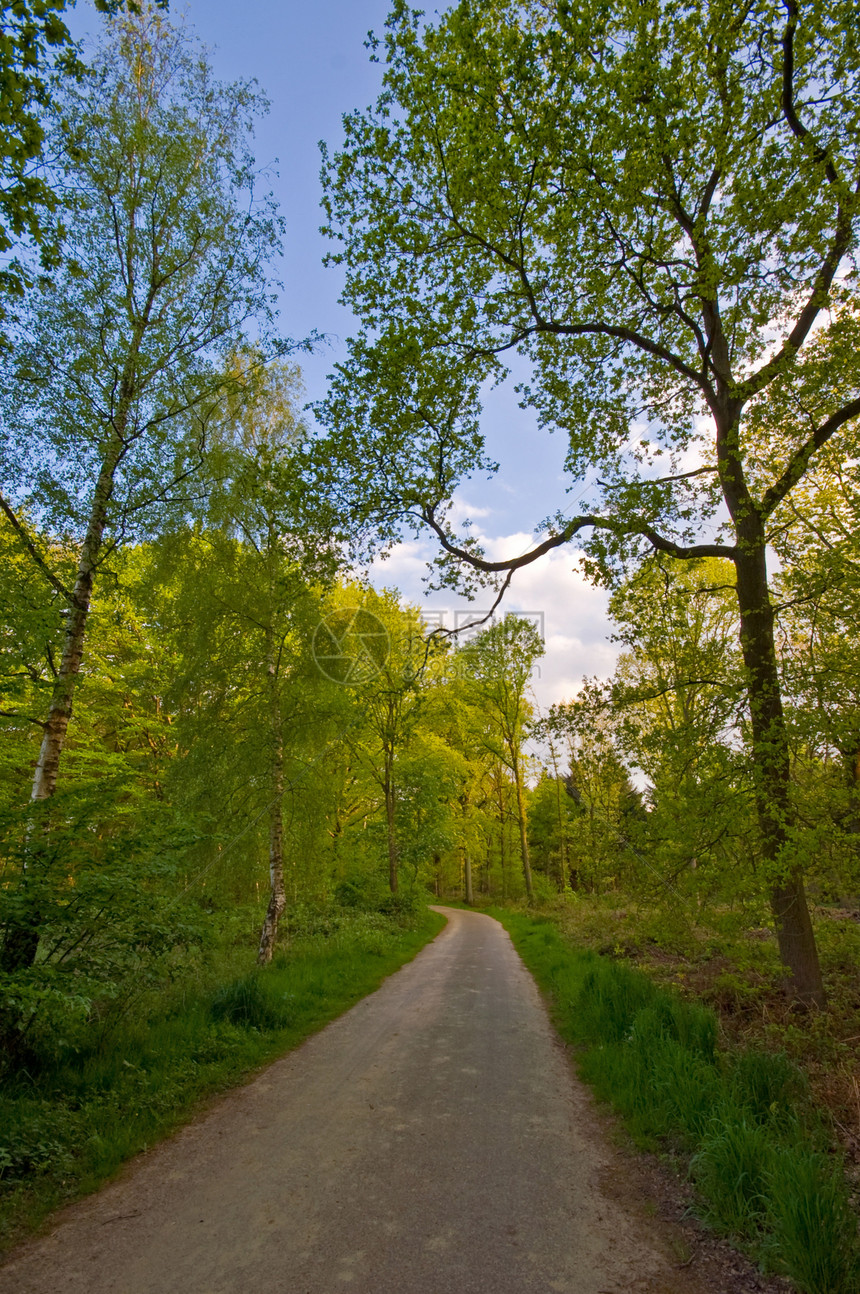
596, 560, 755, 902
0, 10, 284, 972
769, 435, 860, 889
157, 359, 338, 964
458, 614, 544, 900
527, 770, 578, 892
0, 1, 165, 315
328, 588, 439, 894
546, 699, 643, 893
317, 0, 860, 1003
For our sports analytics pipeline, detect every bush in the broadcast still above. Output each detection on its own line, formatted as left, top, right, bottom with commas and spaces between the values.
0, 1099, 77, 1183
209, 974, 293, 1031
767, 1147, 860, 1294
691, 1114, 773, 1236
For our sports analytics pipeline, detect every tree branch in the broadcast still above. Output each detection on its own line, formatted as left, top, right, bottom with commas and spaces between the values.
741, 2, 855, 399
0, 709, 47, 729
467, 317, 710, 397
760, 395, 860, 518
781, 0, 839, 185
420, 505, 735, 576
599, 465, 719, 488
0, 493, 73, 602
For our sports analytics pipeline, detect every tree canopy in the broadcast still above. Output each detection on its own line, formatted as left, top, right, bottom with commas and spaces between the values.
315, 0, 860, 1004
0, 1, 167, 313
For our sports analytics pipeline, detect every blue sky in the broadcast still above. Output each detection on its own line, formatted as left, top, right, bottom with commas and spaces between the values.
69, 0, 616, 705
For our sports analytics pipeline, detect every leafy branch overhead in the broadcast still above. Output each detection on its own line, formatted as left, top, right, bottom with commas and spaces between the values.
0, 0, 168, 311
316, 0, 860, 1005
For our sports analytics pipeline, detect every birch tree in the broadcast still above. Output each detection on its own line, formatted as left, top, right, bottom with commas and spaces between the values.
0, 10, 283, 972
0, 0, 165, 317
317, 0, 860, 1003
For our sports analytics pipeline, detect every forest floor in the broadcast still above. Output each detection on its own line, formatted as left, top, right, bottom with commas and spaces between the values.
539, 894, 860, 1179
0, 906, 749, 1294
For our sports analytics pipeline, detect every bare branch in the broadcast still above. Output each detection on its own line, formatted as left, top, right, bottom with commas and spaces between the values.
427, 569, 515, 645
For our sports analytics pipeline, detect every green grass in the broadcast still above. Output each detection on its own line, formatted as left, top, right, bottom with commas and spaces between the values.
0, 905, 445, 1254
493, 908, 860, 1294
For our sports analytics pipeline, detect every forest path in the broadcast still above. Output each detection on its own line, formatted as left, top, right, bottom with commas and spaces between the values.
0, 907, 700, 1294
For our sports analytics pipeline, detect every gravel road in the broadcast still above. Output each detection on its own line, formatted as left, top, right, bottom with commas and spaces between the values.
0, 907, 703, 1294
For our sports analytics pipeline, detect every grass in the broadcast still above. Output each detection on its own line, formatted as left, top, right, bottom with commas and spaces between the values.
492, 907, 860, 1294
0, 904, 446, 1255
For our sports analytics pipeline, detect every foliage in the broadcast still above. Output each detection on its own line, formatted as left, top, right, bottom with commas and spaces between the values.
1, 10, 284, 544
0, 786, 206, 1062
0, 0, 167, 313
315, 0, 860, 1003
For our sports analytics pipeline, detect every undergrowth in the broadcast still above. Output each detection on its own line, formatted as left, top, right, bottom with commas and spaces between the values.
494, 908, 860, 1294
0, 904, 445, 1255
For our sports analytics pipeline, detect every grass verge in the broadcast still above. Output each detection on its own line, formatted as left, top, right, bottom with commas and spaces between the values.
0, 905, 445, 1255
493, 907, 860, 1294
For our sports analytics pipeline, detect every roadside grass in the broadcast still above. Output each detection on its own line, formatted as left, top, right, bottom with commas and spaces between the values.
532, 894, 860, 1152
493, 907, 860, 1294
0, 905, 445, 1255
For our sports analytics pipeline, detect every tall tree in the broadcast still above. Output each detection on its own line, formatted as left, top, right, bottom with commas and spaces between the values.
0, 10, 283, 972
590, 560, 754, 900
189, 358, 338, 964
317, 0, 860, 1003
0, 0, 163, 315
458, 614, 544, 901
328, 589, 438, 895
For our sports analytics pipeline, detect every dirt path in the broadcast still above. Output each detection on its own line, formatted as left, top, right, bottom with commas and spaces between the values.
0, 907, 707, 1294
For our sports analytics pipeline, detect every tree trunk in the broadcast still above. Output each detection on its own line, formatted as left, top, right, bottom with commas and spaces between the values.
549, 744, 568, 892
257, 635, 286, 966
384, 762, 398, 893
30, 448, 121, 804
496, 776, 508, 900
735, 533, 825, 1007
463, 849, 474, 905
1, 443, 123, 976
512, 757, 534, 902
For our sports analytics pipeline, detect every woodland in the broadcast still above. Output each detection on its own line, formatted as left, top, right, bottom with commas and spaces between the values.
0, 2, 859, 1290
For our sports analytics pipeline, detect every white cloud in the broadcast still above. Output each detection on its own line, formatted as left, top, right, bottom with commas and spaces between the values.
369, 530, 618, 710
447, 496, 494, 524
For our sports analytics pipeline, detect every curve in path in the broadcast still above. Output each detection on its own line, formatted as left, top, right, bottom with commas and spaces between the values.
1, 907, 686, 1294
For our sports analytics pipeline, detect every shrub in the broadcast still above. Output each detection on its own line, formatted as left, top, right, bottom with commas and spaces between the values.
766, 1147, 860, 1294
209, 974, 293, 1031
691, 1114, 773, 1236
